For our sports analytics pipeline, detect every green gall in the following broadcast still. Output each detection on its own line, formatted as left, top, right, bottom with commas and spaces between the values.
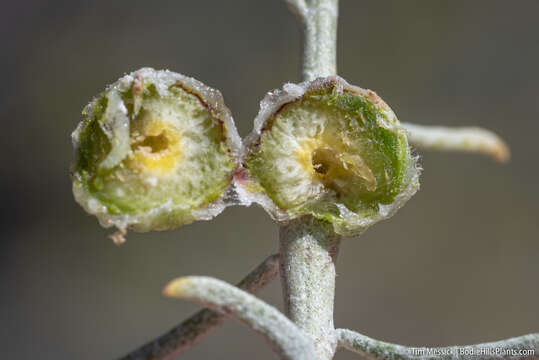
71, 68, 241, 232
239, 76, 420, 236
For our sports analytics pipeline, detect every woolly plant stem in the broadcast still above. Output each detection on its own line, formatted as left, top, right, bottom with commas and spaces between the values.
279, 218, 341, 360
119, 254, 279, 360
337, 328, 539, 360
402, 122, 510, 163
163, 276, 319, 360
286, 0, 339, 81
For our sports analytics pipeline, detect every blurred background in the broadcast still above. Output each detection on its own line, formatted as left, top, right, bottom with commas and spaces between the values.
1, 0, 538, 359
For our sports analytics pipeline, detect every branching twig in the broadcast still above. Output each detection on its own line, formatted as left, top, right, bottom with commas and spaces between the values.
337, 328, 538, 360
402, 122, 510, 163
115, 2, 524, 360
163, 276, 319, 360
119, 254, 279, 360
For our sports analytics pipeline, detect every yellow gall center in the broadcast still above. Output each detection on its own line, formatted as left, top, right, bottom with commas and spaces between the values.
295, 134, 377, 193
128, 112, 182, 176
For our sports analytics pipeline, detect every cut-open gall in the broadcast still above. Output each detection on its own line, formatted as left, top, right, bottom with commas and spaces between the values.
71, 68, 241, 232
240, 76, 420, 236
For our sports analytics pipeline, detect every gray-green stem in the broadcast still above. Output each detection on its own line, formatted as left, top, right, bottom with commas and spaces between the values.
280, 218, 341, 360
286, 0, 338, 81
337, 329, 539, 360
164, 276, 318, 360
